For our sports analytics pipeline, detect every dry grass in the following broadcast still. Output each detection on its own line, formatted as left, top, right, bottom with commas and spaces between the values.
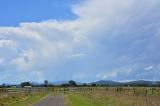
0, 92, 46, 106
64, 94, 72, 106
65, 87, 160, 106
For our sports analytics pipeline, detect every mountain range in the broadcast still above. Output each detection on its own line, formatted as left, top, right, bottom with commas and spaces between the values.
91, 80, 160, 86
1, 80, 160, 87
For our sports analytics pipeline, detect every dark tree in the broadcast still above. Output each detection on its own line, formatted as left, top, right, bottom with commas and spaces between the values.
60, 83, 69, 87
44, 80, 49, 87
68, 80, 77, 87
2, 83, 5, 87
91, 83, 96, 87
0, 83, 6, 88
21, 82, 31, 87
82, 83, 87, 87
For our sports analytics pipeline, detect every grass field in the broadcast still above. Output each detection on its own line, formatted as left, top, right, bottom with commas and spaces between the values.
0, 92, 46, 106
0, 87, 160, 106
64, 87, 160, 106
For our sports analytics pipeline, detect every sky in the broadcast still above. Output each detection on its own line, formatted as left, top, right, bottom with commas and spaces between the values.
0, 0, 160, 84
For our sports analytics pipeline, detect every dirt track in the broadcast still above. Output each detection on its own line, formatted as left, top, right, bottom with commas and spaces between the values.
32, 94, 64, 106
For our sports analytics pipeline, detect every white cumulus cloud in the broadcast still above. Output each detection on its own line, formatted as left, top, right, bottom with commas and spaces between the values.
0, 39, 16, 47
1, 0, 160, 82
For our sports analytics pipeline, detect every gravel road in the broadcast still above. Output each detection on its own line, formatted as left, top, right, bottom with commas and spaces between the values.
32, 94, 64, 106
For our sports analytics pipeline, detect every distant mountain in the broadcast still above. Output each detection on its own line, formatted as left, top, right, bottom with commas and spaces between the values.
91, 80, 121, 85
2, 80, 159, 87
1, 83, 13, 86
49, 81, 68, 85
151, 81, 160, 85
125, 80, 160, 86
90, 80, 160, 86
76, 81, 83, 85
29, 82, 42, 86
49, 81, 83, 85
29, 80, 160, 86
126, 80, 151, 84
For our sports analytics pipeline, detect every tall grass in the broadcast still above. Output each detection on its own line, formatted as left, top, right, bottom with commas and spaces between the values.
0, 92, 46, 106
65, 87, 160, 106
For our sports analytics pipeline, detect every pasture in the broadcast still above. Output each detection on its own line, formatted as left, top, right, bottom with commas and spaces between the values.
0, 87, 160, 106
0, 92, 46, 106
65, 87, 160, 106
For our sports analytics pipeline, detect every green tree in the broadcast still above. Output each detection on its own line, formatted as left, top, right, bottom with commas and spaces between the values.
44, 80, 48, 87
68, 80, 77, 87
2, 83, 5, 87
82, 83, 87, 87
91, 83, 96, 87
21, 82, 31, 87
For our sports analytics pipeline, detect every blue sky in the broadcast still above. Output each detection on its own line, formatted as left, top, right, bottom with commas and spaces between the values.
0, 0, 160, 84
0, 0, 81, 26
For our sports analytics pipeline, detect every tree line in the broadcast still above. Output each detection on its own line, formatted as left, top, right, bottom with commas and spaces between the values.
1, 80, 160, 88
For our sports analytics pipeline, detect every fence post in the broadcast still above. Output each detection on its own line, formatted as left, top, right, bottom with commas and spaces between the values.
145, 90, 147, 96
133, 88, 135, 95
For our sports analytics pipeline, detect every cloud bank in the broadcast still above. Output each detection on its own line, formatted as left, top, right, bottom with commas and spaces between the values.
0, 0, 160, 83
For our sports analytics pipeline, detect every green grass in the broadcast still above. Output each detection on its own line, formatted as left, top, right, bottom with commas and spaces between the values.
65, 87, 160, 106
1, 87, 160, 106
68, 93, 94, 106
67, 93, 130, 106
0, 93, 46, 106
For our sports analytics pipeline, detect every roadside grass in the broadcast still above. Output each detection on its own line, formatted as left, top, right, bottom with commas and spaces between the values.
65, 87, 160, 106
64, 94, 71, 106
67, 93, 94, 106
65, 92, 130, 106
0, 93, 46, 106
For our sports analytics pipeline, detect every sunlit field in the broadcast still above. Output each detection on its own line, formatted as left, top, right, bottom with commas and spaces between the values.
64, 87, 160, 106
0, 89, 46, 106
0, 87, 160, 106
